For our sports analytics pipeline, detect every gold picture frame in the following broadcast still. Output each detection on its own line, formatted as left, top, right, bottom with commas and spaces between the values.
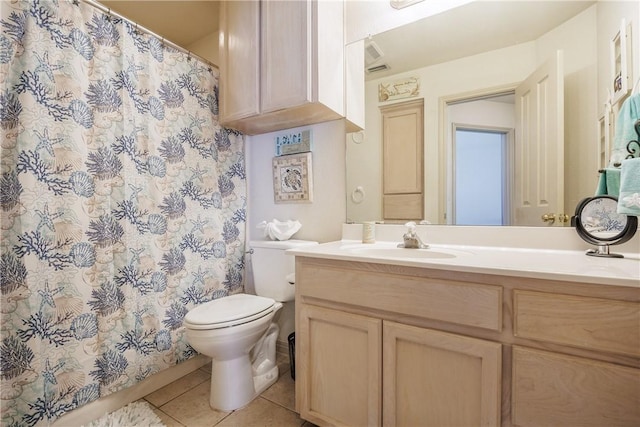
272, 152, 313, 203
378, 76, 420, 102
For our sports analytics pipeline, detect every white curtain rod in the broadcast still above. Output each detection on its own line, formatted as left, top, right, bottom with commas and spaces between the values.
80, 0, 218, 69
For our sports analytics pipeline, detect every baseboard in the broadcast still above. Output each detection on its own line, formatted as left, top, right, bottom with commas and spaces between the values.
276, 338, 290, 363
52, 354, 210, 426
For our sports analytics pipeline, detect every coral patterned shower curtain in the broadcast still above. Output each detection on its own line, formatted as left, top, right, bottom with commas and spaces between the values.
0, 1, 246, 424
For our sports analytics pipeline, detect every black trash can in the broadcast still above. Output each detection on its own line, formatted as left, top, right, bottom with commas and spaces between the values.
288, 332, 295, 381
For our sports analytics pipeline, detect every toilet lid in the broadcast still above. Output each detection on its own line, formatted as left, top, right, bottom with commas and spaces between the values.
183, 294, 276, 330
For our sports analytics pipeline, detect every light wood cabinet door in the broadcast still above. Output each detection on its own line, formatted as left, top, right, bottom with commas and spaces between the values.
260, 0, 310, 113
512, 346, 640, 427
383, 321, 502, 427
381, 99, 424, 220
219, 0, 259, 122
298, 305, 382, 427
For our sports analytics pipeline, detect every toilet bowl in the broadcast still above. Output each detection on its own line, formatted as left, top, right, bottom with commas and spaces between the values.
183, 239, 318, 411
184, 294, 282, 411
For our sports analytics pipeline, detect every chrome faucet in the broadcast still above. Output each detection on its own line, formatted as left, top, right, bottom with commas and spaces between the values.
397, 221, 429, 249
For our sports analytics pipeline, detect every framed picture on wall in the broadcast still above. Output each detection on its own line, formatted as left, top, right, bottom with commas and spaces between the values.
610, 19, 631, 105
598, 107, 611, 169
272, 152, 313, 203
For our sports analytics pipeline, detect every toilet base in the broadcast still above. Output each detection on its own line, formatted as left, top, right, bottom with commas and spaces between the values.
208, 323, 281, 411
253, 364, 279, 397
208, 358, 279, 411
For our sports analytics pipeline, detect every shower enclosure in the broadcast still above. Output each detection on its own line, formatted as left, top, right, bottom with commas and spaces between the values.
0, 1, 246, 424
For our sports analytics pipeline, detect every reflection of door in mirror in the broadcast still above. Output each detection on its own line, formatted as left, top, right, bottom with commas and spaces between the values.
514, 51, 564, 226
381, 99, 424, 220
443, 52, 565, 227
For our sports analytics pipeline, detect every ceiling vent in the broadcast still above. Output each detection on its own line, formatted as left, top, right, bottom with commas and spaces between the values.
364, 40, 384, 65
366, 64, 390, 74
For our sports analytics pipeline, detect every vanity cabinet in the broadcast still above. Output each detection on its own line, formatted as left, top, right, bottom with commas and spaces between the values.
294, 257, 640, 427
511, 290, 640, 427
295, 258, 503, 426
219, 0, 362, 135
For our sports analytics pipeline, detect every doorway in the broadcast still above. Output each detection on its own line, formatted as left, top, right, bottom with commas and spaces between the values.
452, 126, 511, 225
440, 52, 565, 226
444, 91, 516, 225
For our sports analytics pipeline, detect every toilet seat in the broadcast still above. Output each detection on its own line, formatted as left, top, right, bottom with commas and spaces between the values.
183, 294, 276, 330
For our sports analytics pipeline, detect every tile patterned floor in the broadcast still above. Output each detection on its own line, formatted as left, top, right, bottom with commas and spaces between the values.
141, 354, 315, 427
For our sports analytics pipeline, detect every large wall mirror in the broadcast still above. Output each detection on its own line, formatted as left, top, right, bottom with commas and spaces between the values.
346, 1, 638, 226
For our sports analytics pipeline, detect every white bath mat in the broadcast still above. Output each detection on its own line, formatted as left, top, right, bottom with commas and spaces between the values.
82, 401, 165, 427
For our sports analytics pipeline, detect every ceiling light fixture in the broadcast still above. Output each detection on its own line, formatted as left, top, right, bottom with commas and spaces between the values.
390, 0, 425, 10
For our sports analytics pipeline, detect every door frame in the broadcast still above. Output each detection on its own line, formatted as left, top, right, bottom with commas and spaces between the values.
438, 83, 517, 224
451, 123, 514, 225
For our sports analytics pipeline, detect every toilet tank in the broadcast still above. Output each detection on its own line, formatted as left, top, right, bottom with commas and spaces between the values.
249, 240, 318, 302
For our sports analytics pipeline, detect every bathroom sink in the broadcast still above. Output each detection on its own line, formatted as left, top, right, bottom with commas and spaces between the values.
340, 243, 470, 259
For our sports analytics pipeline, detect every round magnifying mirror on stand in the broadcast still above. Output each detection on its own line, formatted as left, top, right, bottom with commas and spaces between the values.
572, 195, 637, 258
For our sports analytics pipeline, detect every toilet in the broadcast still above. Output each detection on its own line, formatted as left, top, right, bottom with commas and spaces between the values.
183, 239, 317, 411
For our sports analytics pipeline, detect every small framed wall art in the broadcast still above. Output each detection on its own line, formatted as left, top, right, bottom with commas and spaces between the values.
274, 129, 312, 156
378, 76, 420, 102
272, 152, 313, 203
610, 19, 631, 105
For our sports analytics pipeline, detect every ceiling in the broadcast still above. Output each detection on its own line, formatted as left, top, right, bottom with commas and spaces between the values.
366, 0, 595, 80
96, 1, 594, 79
99, 1, 219, 47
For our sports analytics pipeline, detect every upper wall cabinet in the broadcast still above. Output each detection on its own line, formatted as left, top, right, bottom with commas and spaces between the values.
219, 0, 363, 135
218, 1, 260, 124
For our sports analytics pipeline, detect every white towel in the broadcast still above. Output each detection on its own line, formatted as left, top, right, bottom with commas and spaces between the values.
257, 219, 301, 241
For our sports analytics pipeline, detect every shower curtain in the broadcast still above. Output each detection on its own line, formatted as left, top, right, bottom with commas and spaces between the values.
0, 1, 246, 425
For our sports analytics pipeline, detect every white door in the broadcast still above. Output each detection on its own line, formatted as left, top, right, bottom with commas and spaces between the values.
514, 51, 564, 226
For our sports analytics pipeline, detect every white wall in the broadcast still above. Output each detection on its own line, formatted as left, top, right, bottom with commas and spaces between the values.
537, 5, 598, 215
348, 4, 601, 223
245, 119, 347, 341
246, 120, 346, 244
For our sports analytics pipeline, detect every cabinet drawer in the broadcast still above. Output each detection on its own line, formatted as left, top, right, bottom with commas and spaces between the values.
513, 290, 640, 356
298, 262, 502, 331
512, 346, 640, 427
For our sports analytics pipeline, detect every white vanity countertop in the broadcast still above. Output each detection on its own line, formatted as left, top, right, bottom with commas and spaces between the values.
287, 239, 640, 288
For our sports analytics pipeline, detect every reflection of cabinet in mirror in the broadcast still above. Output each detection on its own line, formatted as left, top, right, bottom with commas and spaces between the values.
381, 99, 424, 220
